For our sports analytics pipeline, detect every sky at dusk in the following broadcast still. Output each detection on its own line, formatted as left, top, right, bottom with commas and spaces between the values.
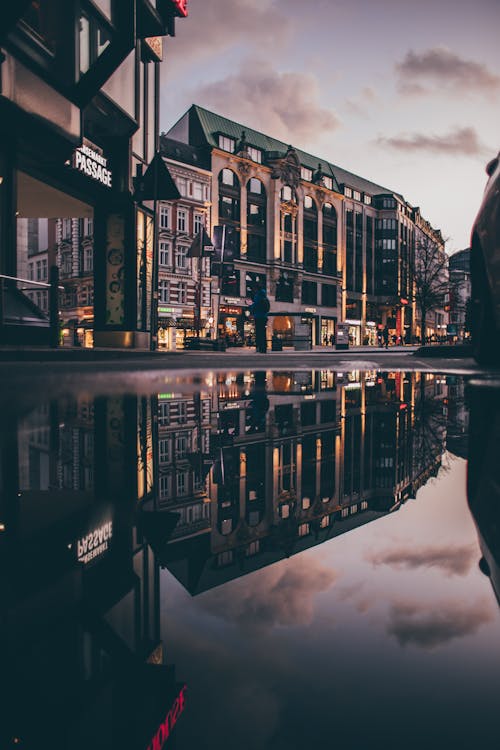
160, 0, 500, 253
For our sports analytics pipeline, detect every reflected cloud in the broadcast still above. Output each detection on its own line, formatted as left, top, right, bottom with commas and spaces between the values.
367, 543, 477, 576
387, 599, 493, 649
190, 60, 340, 145
198, 558, 337, 629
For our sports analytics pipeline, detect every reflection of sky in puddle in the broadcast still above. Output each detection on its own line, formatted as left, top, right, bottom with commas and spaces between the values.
160, 455, 500, 750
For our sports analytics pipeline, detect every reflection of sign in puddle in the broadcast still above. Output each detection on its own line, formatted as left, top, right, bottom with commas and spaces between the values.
147, 684, 187, 750
76, 521, 113, 565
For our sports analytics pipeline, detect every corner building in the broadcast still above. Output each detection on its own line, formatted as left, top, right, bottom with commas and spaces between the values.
0, 1, 188, 348
167, 105, 443, 346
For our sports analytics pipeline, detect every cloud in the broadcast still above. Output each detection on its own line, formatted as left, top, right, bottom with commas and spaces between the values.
396, 47, 500, 94
344, 87, 378, 117
387, 599, 493, 649
190, 60, 340, 146
376, 127, 487, 156
198, 557, 337, 629
164, 0, 292, 68
366, 543, 477, 576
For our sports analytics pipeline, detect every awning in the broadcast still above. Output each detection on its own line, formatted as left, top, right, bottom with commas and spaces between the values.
176, 317, 195, 329
158, 317, 176, 327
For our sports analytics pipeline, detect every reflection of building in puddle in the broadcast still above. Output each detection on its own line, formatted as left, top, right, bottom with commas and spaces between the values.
157, 371, 449, 594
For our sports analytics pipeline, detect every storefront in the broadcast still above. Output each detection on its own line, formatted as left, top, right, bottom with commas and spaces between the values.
364, 321, 378, 346
345, 319, 361, 347
320, 317, 336, 346
219, 304, 246, 346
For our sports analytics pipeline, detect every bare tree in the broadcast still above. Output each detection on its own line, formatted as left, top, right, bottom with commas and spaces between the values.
411, 236, 449, 343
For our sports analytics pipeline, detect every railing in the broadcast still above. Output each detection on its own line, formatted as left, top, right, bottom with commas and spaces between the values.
0, 267, 63, 348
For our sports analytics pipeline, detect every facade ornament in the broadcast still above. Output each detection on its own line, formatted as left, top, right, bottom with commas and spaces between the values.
235, 130, 250, 159
313, 163, 325, 186
236, 160, 252, 178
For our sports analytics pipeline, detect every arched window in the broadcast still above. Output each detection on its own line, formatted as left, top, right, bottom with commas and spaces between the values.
247, 178, 266, 263
322, 202, 337, 276
280, 185, 296, 264
303, 195, 318, 272
218, 169, 240, 258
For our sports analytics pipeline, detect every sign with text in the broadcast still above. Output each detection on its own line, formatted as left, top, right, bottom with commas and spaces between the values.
76, 521, 113, 565
73, 139, 112, 187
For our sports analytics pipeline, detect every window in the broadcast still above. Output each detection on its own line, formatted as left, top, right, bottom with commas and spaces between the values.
302, 497, 311, 510
221, 518, 233, 535
158, 402, 170, 426
192, 182, 204, 201
62, 219, 72, 240
176, 472, 188, 496
320, 516, 330, 528
159, 439, 171, 463
280, 504, 290, 519
248, 178, 263, 194
281, 185, 293, 201
304, 195, 314, 210
159, 241, 171, 267
217, 550, 234, 566
28, 263, 34, 281
248, 146, 262, 163
301, 281, 317, 305
36, 260, 42, 281
322, 284, 337, 307
175, 245, 188, 270
176, 177, 187, 196
298, 523, 310, 537
344, 186, 352, 198
364, 195, 372, 205
246, 540, 260, 556
353, 190, 361, 201
301, 166, 313, 181
159, 205, 170, 230
341, 507, 349, 518
218, 135, 235, 153
159, 280, 170, 303
83, 246, 93, 273
178, 282, 187, 304
323, 176, 333, 190
62, 252, 72, 276
159, 474, 172, 500
177, 209, 187, 233
175, 433, 188, 458
220, 168, 237, 187
194, 214, 204, 235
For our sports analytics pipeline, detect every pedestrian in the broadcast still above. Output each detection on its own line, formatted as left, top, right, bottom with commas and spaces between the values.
323, 334, 328, 347
329, 333, 335, 346
382, 325, 389, 349
250, 286, 270, 353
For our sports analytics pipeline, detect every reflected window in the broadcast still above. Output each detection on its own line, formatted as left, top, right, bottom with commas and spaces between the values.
221, 518, 233, 535
246, 541, 260, 556
302, 497, 311, 510
320, 516, 330, 528
298, 523, 310, 537
280, 504, 290, 519
217, 550, 234, 566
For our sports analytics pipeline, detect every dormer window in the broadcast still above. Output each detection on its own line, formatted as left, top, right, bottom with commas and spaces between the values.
247, 146, 262, 163
353, 190, 361, 201
301, 167, 313, 181
218, 135, 235, 153
323, 176, 333, 190
344, 186, 352, 198
364, 195, 372, 205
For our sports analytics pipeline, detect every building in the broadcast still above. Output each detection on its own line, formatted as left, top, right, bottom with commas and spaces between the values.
156, 137, 212, 349
448, 248, 471, 341
165, 104, 445, 347
0, 1, 188, 348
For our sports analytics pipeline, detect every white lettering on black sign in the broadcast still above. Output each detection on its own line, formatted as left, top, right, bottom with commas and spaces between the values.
77, 521, 113, 564
74, 144, 112, 187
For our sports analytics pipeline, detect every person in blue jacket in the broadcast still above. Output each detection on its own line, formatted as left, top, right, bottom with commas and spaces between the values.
250, 287, 270, 353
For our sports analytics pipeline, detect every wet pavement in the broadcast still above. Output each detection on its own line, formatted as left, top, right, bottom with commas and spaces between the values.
1, 367, 500, 749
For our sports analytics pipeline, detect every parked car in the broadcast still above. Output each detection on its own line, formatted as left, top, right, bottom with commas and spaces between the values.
471, 151, 500, 364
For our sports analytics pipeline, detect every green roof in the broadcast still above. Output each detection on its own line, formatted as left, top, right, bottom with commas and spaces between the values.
190, 104, 402, 199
